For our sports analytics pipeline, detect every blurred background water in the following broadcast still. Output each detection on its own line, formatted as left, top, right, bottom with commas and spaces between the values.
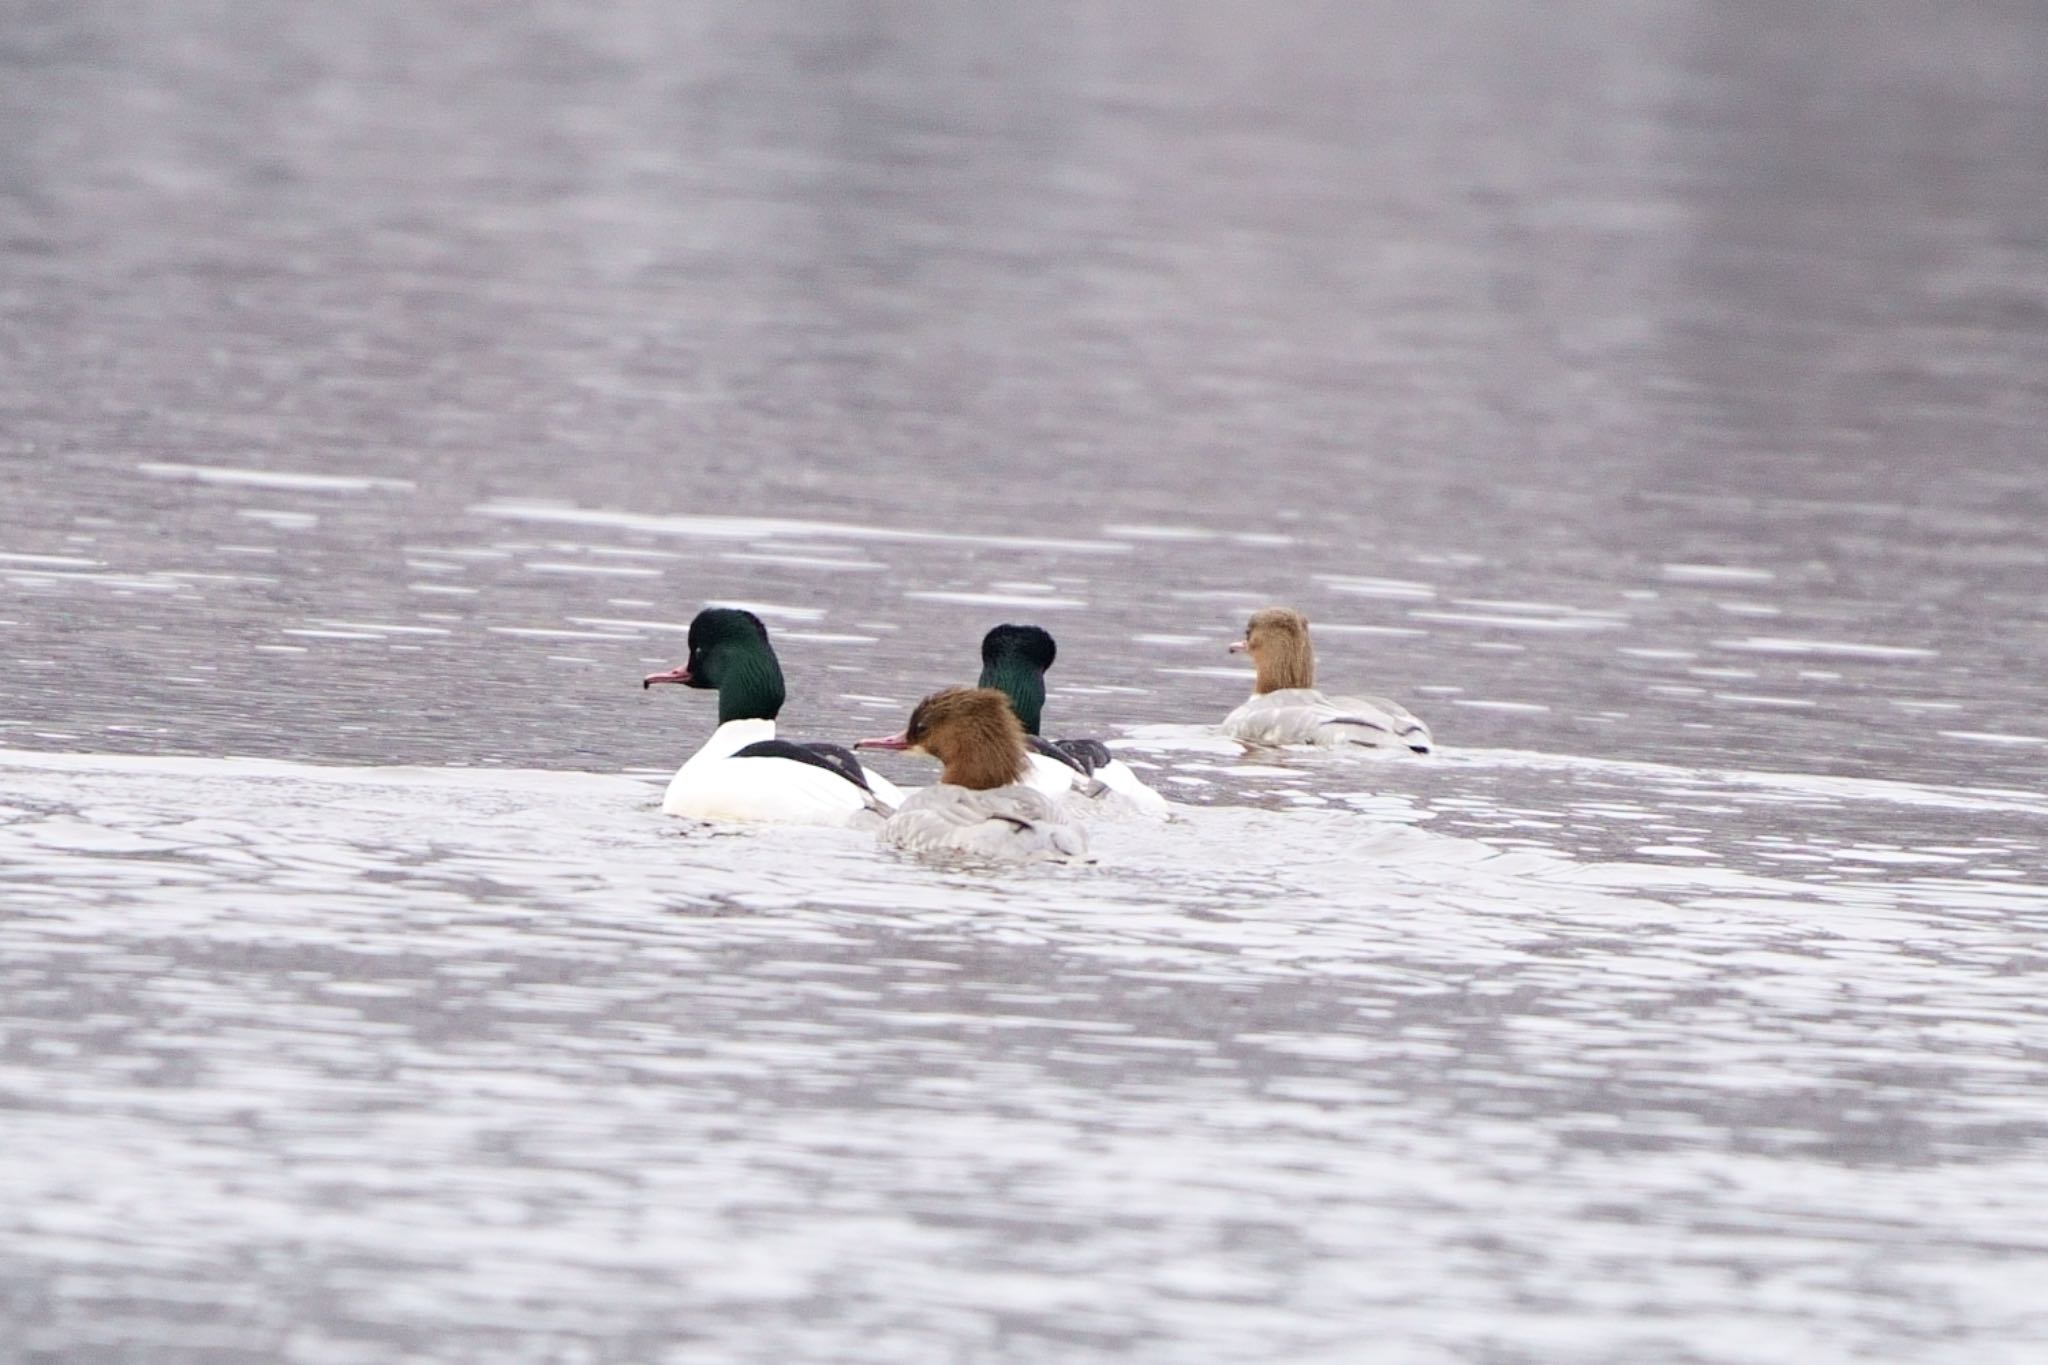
2, 1, 2045, 1362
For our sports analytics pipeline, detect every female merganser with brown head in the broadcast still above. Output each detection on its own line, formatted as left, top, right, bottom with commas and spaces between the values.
978, 624, 1170, 817
857, 687, 1089, 861
1222, 607, 1432, 752
643, 607, 904, 825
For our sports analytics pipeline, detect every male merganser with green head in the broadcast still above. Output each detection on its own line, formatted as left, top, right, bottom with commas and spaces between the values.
977, 623, 1171, 818
643, 607, 903, 825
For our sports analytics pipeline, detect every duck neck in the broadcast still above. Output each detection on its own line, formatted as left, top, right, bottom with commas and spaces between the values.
937, 710, 1029, 790
714, 650, 786, 725
977, 657, 1047, 735
941, 745, 1027, 790
1256, 637, 1315, 693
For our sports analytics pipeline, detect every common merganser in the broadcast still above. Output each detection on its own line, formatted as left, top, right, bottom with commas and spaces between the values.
978, 624, 1172, 817
643, 607, 904, 825
1222, 607, 1432, 752
857, 687, 1089, 862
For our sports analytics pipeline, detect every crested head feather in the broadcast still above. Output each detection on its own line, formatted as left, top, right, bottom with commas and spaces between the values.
976, 624, 1057, 735
686, 606, 786, 722
904, 686, 1031, 790
979, 624, 1057, 672
1241, 607, 1316, 693
688, 607, 770, 655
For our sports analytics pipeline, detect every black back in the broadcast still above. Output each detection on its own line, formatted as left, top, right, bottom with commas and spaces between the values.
1029, 734, 1111, 777
1049, 737, 1113, 774
730, 739, 873, 792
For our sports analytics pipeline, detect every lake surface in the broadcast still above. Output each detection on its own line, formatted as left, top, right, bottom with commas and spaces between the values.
3, 1, 2046, 1361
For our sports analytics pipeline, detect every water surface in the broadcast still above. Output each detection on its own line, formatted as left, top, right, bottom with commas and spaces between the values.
3, 1, 2046, 1360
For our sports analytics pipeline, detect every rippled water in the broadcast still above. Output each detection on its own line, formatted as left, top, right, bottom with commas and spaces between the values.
4, 0, 2047, 1361
6, 747, 2045, 1362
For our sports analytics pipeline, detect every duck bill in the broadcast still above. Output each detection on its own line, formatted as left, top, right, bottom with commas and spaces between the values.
642, 665, 694, 689
854, 731, 911, 751
1227, 640, 1248, 654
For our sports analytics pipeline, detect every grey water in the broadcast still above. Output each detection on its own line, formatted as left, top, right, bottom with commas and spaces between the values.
3, 1, 2047, 1362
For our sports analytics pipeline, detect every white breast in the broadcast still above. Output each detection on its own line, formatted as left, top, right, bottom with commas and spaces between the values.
879, 783, 1090, 862
1025, 746, 1172, 820
860, 766, 907, 807
1223, 688, 1433, 752
1022, 750, 1086, 800
662, 719, 888, 827
1087, 757, 1174, 817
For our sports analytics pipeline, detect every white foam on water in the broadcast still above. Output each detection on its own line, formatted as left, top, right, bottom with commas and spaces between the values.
1449, 597, 1597, 615
236, 509, 320, 529
1313, 623, 1430, 637
583, 545, 684, 560
1636, 843, 1716, 859
1409, 610, 1628, 632
903, 591, 1087, 610
1450, 747, 2048, 817
486, 626, 639, 640
140, 462, 415, 493
1660, 563, 1777, 583
0, 552, 104, 568
1154, 665, 1257, 681
1713, 691, 1817, 708
1117, 723, 1249, 755
473, 501, 1133, 555
710, 600, 827, 622
718, 551, 887, 572
1315, 575, 1437, 599
568, 616, 691, 633
1938, 730, 2046, 747
404, 546, 512, 560
524, 562, 666, 578
1101, 523, 1217, 540
310, 620, 453, 636
1714, 637, 1937, 661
